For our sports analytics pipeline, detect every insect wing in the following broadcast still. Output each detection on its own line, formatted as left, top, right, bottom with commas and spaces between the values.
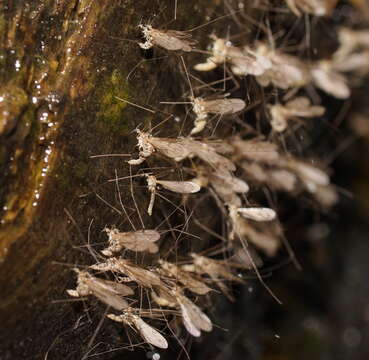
133, 316, 168, 349
179, 296, 212, 332
149, 137, 192, 161
125, 264, 162, 287
202, 98, 246, 115
92, 277, 134, 296
87, 278, 130, 311
180, 302, 201, 337
152, 29, 195, 52
237, 207, 277, 221
157, 180, 201, 194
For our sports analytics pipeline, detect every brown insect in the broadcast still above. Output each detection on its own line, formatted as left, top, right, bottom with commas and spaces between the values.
129, 131, 236, 173
172, 289, 213, 337
194, 36, 272, 76
139, 24, 196, 52
285, 0, 338, 17
255, 43, 311, 89
101, 228, 160, 256
146, 174, 201, 216
191, 96, 246, 135
284, 159, 330, 193
311, 60, 350, 99
232, 137, 280, 164
158, 259, 212, 295
66, 269, 133, 310
182, 254, 245, 300
107, 311, 168, 349
90, 258, 162, 288
229, 204, 277, 222
269, 97, 325, 133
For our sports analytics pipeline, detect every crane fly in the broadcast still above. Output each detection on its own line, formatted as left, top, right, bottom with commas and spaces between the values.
145, 174, 201, 216
66, 269, 133, 311
101, 228, 160, 256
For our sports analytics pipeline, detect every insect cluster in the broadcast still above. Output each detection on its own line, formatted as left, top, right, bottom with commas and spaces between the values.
67, 0, 369, 355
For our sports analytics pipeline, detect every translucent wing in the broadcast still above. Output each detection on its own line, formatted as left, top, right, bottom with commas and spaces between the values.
190, 141, 236, 172
149, 137, 192, 161
230, 48, 271, 76
286, 97, 325, 117
157, 180, 201, 194
104, 229, 160, 254
91, 277, 134, 296
312, 64, 350, 99
86, 277, 130, 311
180, 302, 201, 337
237, 207, 276, 221
151, 29, 196, 51
132, 315, 168, 349
178, 295, 212, 333
200, 98, 246, 115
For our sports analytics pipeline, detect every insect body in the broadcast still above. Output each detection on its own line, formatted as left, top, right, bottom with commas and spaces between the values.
146, 175, 201, 216
311, 60, 350, 99
108, 311, 168, 349
269, 97, 325, 132
158, 260, 212, 295
101, 228, 160, 256
66, 269, 133, 310
129, 131, 235, 174
255, 44, 311, 89
194, 37, 271, 76
90, 259, 162, 288
191, 96, 246, 135
139, 25, 196, 51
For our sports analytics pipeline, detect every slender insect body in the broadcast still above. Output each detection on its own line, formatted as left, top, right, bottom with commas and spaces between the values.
129, 131, 236, 175
269, 97, 325, 132
232, 137, 280, 163
102, 228, 160, 255
146, 174, 201, 215
194, 37, 272, 76
159, 260, 212, 295
108, 312, 168, 349
67, 269, 133, 311
255, 44, 311, 89
139, 24, 196, 51
191, 96, 246, 135
90, 259, 162, 287
311, 60, 350, 99
285, 159, 330, 190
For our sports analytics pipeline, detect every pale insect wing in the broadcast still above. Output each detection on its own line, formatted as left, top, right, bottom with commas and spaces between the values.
180, 296, 213, 332
149, 138, 191, 160
87, 279, 130, 311
133, 316, 168, 349
92, 277, 134, 296
231, 52, 266, 76
126, 265, 162, 286
122, 230, 160, 252
192, 142, 236, 172
152, 29, 194, 51
312, 67, 350, 99
157, 180, 201, 194
237, 207, 277, 221
286, 96, 311, 109
229, 177, 249, 193
179, 302, 201, 337
202, 98, 245, 115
